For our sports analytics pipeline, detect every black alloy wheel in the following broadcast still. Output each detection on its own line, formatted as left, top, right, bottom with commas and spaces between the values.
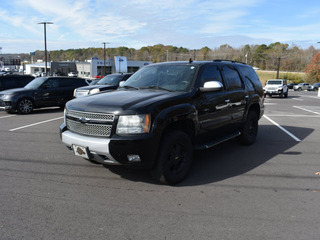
151, 130, 193, 185
17, 98, 34, 114
237, 111, 258, 145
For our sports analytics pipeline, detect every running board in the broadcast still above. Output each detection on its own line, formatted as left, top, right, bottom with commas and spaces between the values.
194, 131, 241, 150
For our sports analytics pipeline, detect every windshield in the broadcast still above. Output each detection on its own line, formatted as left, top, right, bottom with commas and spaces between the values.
122, 64, 198, 92
267, 80, 282, 85
24, 77, 47, 89
97, 75, 123, 86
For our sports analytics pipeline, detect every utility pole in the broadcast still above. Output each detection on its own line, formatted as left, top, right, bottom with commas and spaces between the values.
38, 22, 53, 76
102, 42, 110, 76
276, 57, 281, 79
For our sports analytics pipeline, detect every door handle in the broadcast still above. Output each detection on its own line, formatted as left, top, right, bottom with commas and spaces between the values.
225, 99, 230, 103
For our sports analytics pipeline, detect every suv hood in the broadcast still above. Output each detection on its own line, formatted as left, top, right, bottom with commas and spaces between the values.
66, 89, 184, 114
0, 88, 30, 94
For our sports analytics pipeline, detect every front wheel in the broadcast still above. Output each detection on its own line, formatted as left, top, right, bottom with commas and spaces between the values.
17, 98, 34, 114
237, 111, 259, 145
151, 130, 193, 185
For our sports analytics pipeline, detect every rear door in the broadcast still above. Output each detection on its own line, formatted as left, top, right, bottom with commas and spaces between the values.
34, 78, 59, 107
220, 65, 247, 123
57, 78, 87, 105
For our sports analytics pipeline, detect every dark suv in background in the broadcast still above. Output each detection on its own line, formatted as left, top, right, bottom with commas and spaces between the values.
73, 73, 133, 97
0, 76, 88, 114
60, 60, 264, 184
0, 75, 35, 91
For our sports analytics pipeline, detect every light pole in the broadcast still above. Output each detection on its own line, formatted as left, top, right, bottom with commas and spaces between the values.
38, 22, 53, 76
102, 42, 110, 76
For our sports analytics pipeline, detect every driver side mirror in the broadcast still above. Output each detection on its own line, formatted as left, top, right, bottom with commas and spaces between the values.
119, 81, 125, 87
200, 81, 224, 92
42, 84, 50, 89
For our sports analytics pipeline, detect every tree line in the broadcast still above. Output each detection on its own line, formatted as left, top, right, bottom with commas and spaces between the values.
9, 42, 320, 81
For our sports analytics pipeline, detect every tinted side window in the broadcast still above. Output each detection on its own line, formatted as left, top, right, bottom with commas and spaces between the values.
58, 78, 83, 87
122, 75, 131, 81
45, 78, 60, 88
222, 66, 242, 90
5, 79, 18, 89
238, 66, 262, 89
71, 78, 87, 87
59, 78, 72, 87
200, 65, 223, 87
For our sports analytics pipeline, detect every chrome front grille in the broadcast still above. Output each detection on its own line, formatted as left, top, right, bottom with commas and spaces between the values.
66, 109, 115, 122
66, 109, 115, 137
66, 119, 112, 137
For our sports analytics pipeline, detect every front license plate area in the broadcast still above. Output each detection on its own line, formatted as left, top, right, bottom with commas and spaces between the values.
73, 145, 90, 159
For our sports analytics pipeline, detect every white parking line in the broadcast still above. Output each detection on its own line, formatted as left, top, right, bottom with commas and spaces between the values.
0, 115, 16, 119
263, 115, 301, 142
266, 114, 320, 118
9, 116, 64, 132
293, 106, 320, 115
264, 103, 278, 106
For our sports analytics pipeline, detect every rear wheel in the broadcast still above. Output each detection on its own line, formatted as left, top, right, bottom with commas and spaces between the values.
151, 130, 193, 185
17, 98, 34, 114
237, 111, 259, 145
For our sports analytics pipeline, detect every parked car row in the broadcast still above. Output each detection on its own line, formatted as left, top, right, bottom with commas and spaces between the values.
73, 73, 132, 98
307, 83, 320, 91
0, 76, 88, 114
293, 83, 311, 91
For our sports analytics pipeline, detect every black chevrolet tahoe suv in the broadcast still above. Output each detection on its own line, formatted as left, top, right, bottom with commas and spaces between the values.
60, 60, 264, 184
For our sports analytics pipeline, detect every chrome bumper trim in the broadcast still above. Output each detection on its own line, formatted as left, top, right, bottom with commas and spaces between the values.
61, 130, 120, 165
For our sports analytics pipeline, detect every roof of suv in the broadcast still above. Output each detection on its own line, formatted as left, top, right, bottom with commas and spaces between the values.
151, 59, 250, 67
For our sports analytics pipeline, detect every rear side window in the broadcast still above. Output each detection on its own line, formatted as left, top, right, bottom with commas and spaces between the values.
58, 78, 86, 87
238, 66, 262, 89
222, 66, 243, 90
199, 65, 223, 87
71, 78, 87, 87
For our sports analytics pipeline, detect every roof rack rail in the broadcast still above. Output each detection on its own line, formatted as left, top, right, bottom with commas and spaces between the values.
213, 59, 247, 65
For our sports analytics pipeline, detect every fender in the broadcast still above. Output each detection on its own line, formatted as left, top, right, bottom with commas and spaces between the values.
151, 103, 199, 136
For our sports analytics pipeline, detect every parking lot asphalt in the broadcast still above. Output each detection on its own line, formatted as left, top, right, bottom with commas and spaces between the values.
0, 90, 319, 240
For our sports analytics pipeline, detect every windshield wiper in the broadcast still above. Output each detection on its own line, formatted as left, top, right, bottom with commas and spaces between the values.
140, 85, 172, 92
121, 85, 140, 90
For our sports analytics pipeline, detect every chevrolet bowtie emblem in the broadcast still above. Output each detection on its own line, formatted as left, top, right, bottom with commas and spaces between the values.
79, 117, 88, 123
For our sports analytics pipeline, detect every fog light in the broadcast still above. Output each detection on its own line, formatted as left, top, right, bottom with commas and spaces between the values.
127, 155, 141, 162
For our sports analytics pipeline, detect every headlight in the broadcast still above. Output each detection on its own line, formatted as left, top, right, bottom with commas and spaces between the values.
89, 88, 100, 94
1, 93, 15, 100
116, 114, 151, 134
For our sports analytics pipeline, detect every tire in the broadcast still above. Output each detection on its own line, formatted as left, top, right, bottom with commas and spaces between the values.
237, 111, 258, 145
17, 98, 34, 114
150, 130, 193, 185
279, 91, 284, 98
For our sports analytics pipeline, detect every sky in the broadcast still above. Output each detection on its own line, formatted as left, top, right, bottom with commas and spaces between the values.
0, 0, 320, 53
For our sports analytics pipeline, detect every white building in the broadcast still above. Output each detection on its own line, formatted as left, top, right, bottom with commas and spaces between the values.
25, 56, 152, 78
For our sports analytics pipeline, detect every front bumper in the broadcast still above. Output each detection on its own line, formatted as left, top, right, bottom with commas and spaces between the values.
60, 123, 159, 169
264, 89, 283, 95
0, 99, 13, 110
